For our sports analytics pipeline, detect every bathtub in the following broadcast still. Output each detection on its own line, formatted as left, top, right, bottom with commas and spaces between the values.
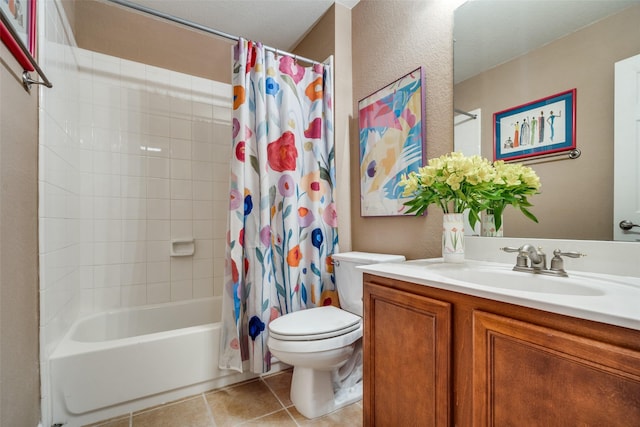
49, 297, 261, 426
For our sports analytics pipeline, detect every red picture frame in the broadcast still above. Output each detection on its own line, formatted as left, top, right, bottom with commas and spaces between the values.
0, 0, 37, 72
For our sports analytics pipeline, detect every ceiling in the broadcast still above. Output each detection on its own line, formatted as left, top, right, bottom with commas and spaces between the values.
454, 0, 640, 84
126, 0, 359, 51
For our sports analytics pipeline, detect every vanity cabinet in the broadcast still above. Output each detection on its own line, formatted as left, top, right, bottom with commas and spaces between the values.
363, 274, 640, 426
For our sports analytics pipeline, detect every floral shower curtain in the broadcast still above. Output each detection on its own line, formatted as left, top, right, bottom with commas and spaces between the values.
219, 39, 339, 374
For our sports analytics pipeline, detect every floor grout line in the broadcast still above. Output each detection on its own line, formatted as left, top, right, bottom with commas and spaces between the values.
201, 392, 218, 427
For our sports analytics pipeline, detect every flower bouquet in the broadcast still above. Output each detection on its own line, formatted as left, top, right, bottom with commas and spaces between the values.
399, 152, 541, 261
398, 152, 496, 229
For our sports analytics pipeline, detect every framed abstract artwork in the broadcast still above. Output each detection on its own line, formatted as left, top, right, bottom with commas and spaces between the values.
494, 89, 576, 162
358, 67, 426, 216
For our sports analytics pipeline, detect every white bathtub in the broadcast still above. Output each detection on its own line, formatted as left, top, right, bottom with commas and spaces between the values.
49, 297, 259, 426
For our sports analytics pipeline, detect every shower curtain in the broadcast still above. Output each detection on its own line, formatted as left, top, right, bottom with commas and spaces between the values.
220, 39, 338, 373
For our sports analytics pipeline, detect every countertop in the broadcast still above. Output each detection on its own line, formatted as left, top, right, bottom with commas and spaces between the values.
359, 258, 640, 331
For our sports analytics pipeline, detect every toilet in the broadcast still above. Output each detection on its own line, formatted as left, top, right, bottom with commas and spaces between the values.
267, 251, 405, 419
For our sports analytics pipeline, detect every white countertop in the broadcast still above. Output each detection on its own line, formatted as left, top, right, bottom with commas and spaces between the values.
359, 258, 640, 331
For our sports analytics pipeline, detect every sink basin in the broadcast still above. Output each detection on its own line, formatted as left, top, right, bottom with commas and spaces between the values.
424, 263, 606, 296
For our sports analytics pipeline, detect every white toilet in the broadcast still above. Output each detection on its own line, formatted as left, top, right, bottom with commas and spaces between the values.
267, 251, 405, 419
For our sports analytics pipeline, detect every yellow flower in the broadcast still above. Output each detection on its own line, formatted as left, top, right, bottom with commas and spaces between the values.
397, 151, 540, 230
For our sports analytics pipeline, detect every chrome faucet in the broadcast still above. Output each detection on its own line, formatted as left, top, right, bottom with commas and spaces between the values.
501, 245, 547, 272
501, 245, 586, 277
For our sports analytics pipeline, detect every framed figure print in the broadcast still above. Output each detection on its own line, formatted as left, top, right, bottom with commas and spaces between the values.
494, 89, 576, 162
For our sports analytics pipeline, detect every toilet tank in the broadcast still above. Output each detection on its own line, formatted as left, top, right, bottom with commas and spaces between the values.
332, 251, 406, 316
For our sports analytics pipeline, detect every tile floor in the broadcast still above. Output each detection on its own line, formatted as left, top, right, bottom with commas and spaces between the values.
86, 369, 363, 427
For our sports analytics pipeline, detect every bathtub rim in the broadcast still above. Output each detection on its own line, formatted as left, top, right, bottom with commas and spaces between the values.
50, 296, 223, 359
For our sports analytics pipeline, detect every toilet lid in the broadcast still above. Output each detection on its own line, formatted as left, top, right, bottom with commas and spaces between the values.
268, 306, 361, 341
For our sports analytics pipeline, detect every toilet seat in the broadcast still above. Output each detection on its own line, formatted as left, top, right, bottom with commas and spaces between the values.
268, 306, 361, 341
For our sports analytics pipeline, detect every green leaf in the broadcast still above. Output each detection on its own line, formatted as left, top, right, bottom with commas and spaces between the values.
520, 206, 539, 223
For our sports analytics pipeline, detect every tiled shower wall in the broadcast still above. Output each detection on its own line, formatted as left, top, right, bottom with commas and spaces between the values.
72, 49, 231, 312
38, 1, 231, 422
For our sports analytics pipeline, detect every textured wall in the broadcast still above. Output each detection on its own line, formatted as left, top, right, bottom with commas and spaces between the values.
71, 0, 232, 83
0, 43, 41, 427
293, 4, 354, 252
351, 0, 463, 260
455, 5, 640, 241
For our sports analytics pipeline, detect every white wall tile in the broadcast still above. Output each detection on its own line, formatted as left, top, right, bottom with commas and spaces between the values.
121, 132, 147, 155
193, 201, 214, 220
94, 287, 121, 311
146, 241, 170, 262
193, 258, 213, 279
145, 136, 171, 158
192, 121, 213, 142
171, 258, 193, 281
93, 264, 122, 288
193, 278, 214, 298
192, 142, 213, 162
171, 220, 193, 239
121, 176, 146, 198
122, 220, 146, 241
147, 220, 170, 241
93, 242, 122, 265
193, 220, 214, 239
122, 241, 147, 264
93, 219, 122, 242
147, 178, 170, 199
94, 174, 121, 198
194, 239, 214, 260
171, 179, 192, 200
171, 200, 192, 220
171, 139, 192, 160
192, 161, 213, 181
171, 98, 192, 117
148, 157, 170, 179
171, 280, 193, 301
122, 198, 147, 220
193, 180, 214, 201
121, 263, 147, 286
147, 261, 170, 284
121, 284, 147, 307
120, 154, 147, 177
147, 282, 170, 304
171, 159, 192, 180
147, 198, 170, 220
171, 118, 192, 140
94, 197, 121, 219
193, 102, 213, 120
93, 106, 121, 132
147, 113, 171, 136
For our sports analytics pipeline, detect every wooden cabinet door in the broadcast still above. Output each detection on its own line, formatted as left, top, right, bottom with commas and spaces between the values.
363, 282, 451, 427
473, 311, 640, 426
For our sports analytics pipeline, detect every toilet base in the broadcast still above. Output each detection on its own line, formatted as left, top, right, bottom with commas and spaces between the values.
290, 366, 362, 419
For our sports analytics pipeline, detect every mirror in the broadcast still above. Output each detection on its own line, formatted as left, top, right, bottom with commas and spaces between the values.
453, 0, 640, 241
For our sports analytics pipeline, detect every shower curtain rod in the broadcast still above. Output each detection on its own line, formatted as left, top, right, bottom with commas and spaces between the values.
107, 0, 323, 66
454, 108, 477, 119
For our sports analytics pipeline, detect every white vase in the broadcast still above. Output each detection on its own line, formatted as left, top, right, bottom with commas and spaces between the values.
442, 213, 465, 263
481, 213, 504, 237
